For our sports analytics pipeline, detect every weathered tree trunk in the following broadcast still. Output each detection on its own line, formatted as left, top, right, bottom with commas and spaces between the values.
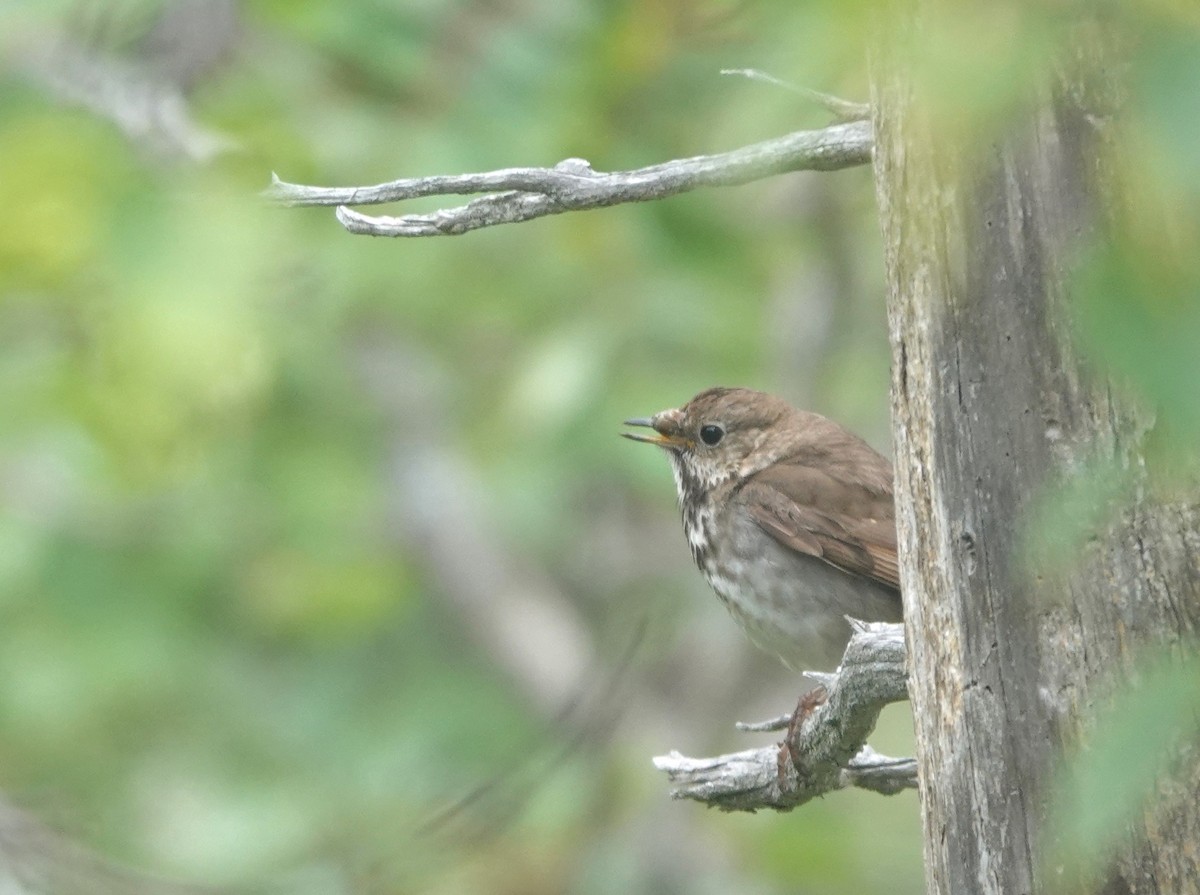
872, 17, 1200, 895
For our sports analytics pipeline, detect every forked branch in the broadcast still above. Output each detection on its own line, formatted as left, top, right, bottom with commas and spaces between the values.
653, 620, 913, 812
265, 119, 873, 237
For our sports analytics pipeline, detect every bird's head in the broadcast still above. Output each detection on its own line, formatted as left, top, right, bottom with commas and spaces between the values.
622, 387, 799, 495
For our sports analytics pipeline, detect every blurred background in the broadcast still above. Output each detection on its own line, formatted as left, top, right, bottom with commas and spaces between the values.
2, 1, 1197, 894
0, 2, 914, 893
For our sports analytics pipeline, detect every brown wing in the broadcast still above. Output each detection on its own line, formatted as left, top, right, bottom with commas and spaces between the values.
738, 458, 900, 592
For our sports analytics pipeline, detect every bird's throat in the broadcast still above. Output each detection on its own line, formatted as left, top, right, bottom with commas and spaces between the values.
668, 453, 725, 573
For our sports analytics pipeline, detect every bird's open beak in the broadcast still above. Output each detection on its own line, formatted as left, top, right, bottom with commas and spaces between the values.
621, 416, 686, 448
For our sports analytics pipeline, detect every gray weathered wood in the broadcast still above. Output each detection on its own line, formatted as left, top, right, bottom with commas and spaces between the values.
653, 622, 916, 810
872, 16, 1200, 895
265, 120, 872, 236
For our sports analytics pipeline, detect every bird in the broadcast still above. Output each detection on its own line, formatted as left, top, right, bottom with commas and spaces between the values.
622, 386, 902, 673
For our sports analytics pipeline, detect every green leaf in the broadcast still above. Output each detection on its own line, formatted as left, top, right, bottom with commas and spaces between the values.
1047, 649, 1200, 884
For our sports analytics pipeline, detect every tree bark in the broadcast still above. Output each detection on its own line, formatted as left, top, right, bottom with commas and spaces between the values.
872, 17, 1200, 895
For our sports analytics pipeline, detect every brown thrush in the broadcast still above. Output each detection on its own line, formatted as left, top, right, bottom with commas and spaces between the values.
623, 387, 902, 672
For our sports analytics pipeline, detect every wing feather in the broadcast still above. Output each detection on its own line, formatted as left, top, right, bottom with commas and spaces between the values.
739, 458, 901, 592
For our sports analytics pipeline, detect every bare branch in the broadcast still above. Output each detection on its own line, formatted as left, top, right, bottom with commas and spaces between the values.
719, 68, 870, 121
734, 714, 791, 733
0, 798, 215, 895
653, 621, 912, 812
6, 7, 239, 163
265, 120, 873, 237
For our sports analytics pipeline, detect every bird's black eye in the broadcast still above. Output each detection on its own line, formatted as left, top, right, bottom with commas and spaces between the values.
699, 424, 724, 446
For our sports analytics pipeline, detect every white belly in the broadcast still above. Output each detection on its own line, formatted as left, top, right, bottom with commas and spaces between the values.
695, 505, 899, 670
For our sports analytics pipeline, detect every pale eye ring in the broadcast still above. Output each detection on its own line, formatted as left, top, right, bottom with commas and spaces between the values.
699, 424, 724, 446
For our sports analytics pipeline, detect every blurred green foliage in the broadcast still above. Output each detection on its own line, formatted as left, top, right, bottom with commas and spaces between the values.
0, 2, 907, 893
1046, 650, 1200, 890
1, 1, 1196, 893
